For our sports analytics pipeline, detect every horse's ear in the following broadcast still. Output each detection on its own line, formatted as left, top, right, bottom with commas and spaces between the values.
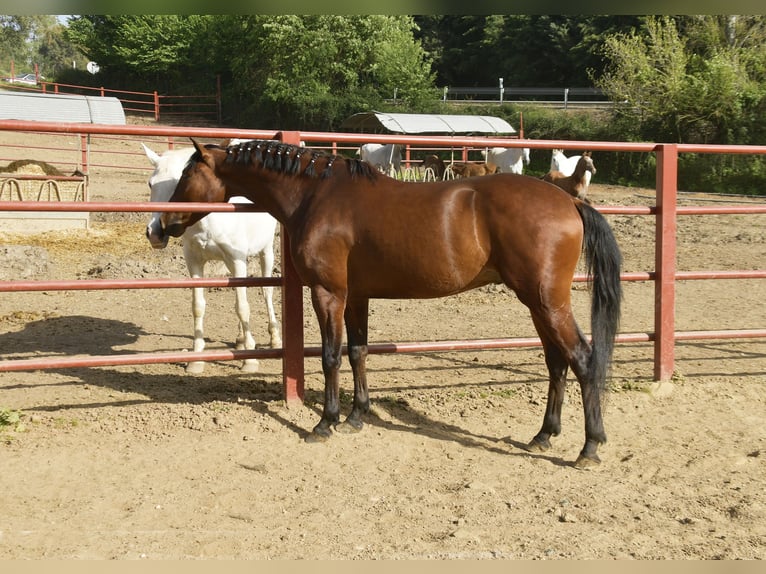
189, 138, 217, 168
141, 143, 160, 166
583, 151, 591, 157
190, 138, 205, 154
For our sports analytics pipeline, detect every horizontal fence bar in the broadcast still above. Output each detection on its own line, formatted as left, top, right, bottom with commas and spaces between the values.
2, 329, 762, 374
0, 277, 282, 293
0, 201, 257, 213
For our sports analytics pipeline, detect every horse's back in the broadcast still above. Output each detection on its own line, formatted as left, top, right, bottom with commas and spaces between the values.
325, 173, 584, 297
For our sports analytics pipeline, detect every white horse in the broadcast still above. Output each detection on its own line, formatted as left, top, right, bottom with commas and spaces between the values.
357, 143, 403, 177
142, 143, 281, 374
551, 149, 593, 188
482, 147, 531, 174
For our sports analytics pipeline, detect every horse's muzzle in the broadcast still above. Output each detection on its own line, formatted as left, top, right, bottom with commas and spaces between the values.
160, 212, 190, 238
145, 221, 170, 249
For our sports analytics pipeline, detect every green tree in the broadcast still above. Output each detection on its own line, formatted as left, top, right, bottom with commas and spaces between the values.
210, 15, 435, 129
596, 15, 766, 144
34, 21, 88, 77
65, 15, 210, 91
1, 15, 57, 76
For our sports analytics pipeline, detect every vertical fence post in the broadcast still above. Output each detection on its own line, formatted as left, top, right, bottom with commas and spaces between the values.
80, 134, 89, 174
154, 91, 160, 122
654, 144, 678, 380
275, 131, 305, 406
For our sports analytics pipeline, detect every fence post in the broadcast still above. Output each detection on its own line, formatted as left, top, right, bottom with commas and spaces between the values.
654, 144, 678, 381
275, 130, 305, 406
154, 91, 160, 122
80, 134, 89, 174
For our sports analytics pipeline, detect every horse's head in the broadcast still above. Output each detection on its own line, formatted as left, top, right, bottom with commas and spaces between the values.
580, 151, 596, 175
161, 139, 227, 239
143, 144, 198, 248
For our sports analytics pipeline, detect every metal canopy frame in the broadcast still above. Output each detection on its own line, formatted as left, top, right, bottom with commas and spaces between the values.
339, 111, 517, 136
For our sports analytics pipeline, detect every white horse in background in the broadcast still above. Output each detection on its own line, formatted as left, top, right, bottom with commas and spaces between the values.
482, 147, 531, 174
551, 149, 593, 188
357, 143, 403, 177
142, 143, 281, 374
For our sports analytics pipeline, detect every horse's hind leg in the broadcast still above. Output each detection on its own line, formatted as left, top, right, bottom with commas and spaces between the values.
525, 327, 570, 453
526, 304, 605, 467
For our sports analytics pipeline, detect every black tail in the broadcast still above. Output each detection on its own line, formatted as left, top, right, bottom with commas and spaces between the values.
576, 202, 622, 395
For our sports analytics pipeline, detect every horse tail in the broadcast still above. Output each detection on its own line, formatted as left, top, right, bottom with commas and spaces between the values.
576, 201, 622, 396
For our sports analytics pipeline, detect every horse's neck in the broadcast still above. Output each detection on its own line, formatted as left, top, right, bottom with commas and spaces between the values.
572, 162, 588, 183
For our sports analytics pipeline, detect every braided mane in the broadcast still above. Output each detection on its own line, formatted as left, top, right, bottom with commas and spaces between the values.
213, 139, 378, 180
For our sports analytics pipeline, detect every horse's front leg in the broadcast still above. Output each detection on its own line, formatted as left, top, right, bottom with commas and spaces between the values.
228, 258, 258, 373
336, 297, 369, 434
185, 255, 207, 374
258, 247, 282, 348
306, 285, 346, 443
186, 285, 207, 374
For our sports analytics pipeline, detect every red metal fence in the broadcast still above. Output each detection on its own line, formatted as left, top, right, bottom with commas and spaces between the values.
0, 120, 764, 405
37, 80, 221, 124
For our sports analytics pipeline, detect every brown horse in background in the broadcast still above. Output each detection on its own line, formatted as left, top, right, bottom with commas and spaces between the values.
422, 154, 446, 180
543, 151, 596, 204
163, 139, 622, 467
449, 161, 498, 178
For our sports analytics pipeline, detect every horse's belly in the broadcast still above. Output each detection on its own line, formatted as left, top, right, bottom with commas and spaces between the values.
349, 260, 499, 299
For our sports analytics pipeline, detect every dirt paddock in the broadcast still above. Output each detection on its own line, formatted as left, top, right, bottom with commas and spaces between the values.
0, 132, 765, 559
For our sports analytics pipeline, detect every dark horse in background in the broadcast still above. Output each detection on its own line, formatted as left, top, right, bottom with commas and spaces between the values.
162, 139, 622, 467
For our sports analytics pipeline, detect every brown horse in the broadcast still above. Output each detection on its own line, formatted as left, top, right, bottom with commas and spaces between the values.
449, 161, 498, 178
422, 154, 446, 180
162, 139, 622, 467
543, 151, 596, 204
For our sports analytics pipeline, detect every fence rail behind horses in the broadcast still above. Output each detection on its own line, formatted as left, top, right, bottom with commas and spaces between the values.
0, 120, 765, 406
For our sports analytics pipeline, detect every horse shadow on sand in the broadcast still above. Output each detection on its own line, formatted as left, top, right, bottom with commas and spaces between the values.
1, 314, 604, 466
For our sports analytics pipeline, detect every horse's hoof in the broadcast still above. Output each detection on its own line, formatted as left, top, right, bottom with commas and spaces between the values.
573, 453, 601, 469
525, 437, 551, 453
240, 360, 260, 373
335, 420, 363, 434
305, 424, 332, 443
185, 361, 205, 374
271, 336, 283, 349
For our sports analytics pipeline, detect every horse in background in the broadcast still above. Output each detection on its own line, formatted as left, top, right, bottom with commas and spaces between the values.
482, 147, 531, 174
422, 154, 446, 181
357, 143, 403, 177
550, 149, 593, 190
448, 161, 498, 178
543, 151, 596, 204
142, 143, 281, 374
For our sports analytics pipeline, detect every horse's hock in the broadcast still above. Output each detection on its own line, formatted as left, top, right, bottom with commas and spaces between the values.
0, 167, 89, 233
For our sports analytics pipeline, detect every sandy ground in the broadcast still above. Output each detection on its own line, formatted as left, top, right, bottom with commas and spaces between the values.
0, 130, 764, 559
